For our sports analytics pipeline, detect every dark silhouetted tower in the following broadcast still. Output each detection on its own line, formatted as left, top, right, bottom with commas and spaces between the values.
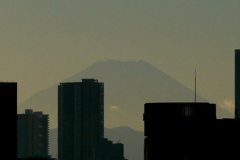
17, 109, 49, 158
58, 79, 104, 160
0, 82, 17, 159
235, 49, 240, 118
143, 102, 240, 160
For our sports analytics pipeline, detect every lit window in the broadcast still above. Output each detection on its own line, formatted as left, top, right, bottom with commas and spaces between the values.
184, 106, 192, 116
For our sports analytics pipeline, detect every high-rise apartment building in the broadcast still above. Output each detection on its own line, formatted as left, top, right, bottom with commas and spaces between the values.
235, 49, 240, 118
0, 82, 17, 159
17, 109, 49, 158
58, 79, 104, 160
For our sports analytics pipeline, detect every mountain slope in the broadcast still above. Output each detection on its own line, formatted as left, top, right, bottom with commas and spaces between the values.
18, 60, 233, 131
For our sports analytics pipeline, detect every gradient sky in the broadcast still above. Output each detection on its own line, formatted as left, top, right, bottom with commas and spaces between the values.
1, 1, 239, 114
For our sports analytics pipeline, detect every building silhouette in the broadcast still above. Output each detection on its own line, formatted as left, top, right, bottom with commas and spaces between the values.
143, 102, 240, 160
0, 82, 17, 159
58, 79, 104, 160
17, 109, 49, 158
96, 138, 127, 160
235, 49, 240, 118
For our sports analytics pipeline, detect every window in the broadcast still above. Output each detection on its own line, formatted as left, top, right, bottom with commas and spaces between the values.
184, 106, 193, 116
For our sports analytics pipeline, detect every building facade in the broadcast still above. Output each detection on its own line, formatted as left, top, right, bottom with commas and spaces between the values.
235, 49, 240, 118
0, 82, 17, 159
17, 109, 49, 158
143, 102, 240, 160
96, 138, 127, 160
58, 79, 104, 160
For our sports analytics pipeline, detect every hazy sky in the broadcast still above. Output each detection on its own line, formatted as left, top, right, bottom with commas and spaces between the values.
1, 1, 239, 113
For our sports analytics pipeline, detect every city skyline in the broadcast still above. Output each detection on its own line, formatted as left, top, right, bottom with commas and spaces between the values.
13, 48, 240, 159
6, 2, 239, 160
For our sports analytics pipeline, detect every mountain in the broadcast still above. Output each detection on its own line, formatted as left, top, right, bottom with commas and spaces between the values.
49, 127, 144, 160
18, 60, 233, 131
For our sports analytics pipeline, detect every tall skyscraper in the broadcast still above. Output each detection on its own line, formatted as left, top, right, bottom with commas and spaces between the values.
0, 82, 17, 159
17, 109, 49, 158
58, 79, 104, 160
235, 49, 240, 118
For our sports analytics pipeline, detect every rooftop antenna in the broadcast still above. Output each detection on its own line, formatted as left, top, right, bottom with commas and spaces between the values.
117, 139, 121, 143
195, 69, 197, 103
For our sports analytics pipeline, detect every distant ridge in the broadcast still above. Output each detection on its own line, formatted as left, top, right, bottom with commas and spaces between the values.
18, 59, 233, 131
